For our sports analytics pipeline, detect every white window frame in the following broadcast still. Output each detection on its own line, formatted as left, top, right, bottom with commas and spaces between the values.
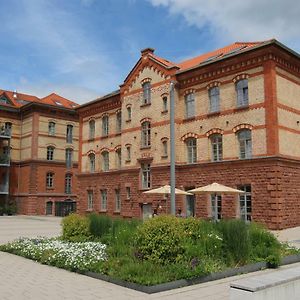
48, 122, 55, 136
102, 151, 109, 171
100, 189, 107, 211
66, 125, 73, 143
89, 120, 95, 139
115, 189, 121, 212
141, 163, 151, 189
185, 93, 195, 118
209, 87, 220, 113
238, 129, 252, 159
87, 190, 94, 210
142, 82, 151, 105
162, 140, 168, 157
102, 115, 109, 136
186, 138, 197, 164
89, 153, 95, 172
210, 194, 222, 221
126, 186, 131, 199
126, 146, 131, 161
141, 121, 151, 148
116, 149, 121, 169
47, 146, 54, 161
65, 174, 72, 194
211, 134, 223, 162
46, 172, 54, 188
66, 148, 73, 168
116, 111, 122, 133
127, 106, 132, 121
238, 185, 252, 222
236, 79, 249, 107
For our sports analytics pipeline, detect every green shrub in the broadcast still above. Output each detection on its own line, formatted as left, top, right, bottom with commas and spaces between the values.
249, 223, 281, 262
134, 215, 184, 264
89, 213, 112, 239
216, 219, 250, 265
62, 214, 91, 242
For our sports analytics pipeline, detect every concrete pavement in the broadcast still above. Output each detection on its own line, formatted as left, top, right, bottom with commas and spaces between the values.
0, 216, 300, 300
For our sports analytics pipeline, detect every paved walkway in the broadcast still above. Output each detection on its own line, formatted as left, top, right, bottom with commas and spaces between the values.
0, 216, 300, 300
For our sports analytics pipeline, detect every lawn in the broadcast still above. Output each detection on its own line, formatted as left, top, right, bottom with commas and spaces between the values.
0, 213, 299, 286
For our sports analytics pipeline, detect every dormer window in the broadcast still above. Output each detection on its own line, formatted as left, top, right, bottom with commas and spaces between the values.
142, 82, 151, 105
55, 101, 63, 106
0, 96, 8, 104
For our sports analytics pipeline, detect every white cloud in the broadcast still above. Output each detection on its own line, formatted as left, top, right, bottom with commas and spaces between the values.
148, 0, 300, 51
4, 0, 120, 104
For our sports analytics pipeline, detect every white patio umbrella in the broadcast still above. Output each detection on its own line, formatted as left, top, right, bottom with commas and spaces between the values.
188, 182, 244, 195
143, 185, 192, 195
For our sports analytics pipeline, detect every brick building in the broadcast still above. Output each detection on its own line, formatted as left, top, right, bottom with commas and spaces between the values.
76, 39, 300, 230
0, 90, 79, 216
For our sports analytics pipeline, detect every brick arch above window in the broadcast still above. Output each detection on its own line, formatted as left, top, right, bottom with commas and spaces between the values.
161, 92, 169, 97
161, 137, 169, 142
46, 170, 55, 175
101, 113, 109, 118
206, 128, 224, 137
115, 109, 121, 114
86, 150, 96, 156
181, 132, 199, 142
140, 117, 152, 124
100, 147, 110, 154
183, 89, 196, 96
232, 73, 249, 83
140, 77, 152, 85
46, 143, 56, 147
126, 103, 132, 108
232, 124, 253, 133
114, 145, 121, 152
206, 81, 221, 90
125, 143, 132, 147
64, 145, 74, 150
88, 117, 95, 122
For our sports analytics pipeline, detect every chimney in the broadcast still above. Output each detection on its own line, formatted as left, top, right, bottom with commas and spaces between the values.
141, 47, 155, 57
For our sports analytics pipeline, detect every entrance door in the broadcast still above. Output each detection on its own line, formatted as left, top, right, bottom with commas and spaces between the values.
55, 200, 76, 217
142, 204, 152, 220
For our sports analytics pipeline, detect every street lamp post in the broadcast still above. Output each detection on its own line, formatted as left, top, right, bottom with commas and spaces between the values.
170, 81, 176, 215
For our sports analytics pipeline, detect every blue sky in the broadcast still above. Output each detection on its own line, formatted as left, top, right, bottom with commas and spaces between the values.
1, 0, 299, 104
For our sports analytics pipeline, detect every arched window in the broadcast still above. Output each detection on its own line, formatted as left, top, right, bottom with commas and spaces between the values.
141, 121, 151, 147
89, 120, 95, 139
162, 140, 168, 157
115, 148, 121, 169
209, 87, 220, 113
142, 82, 151, 104
141, 163, 151, 189
47, 146, 54, 161
116, 111, 122, 133
66, 125, 73, 143
236, 79, 248, 107
126, 106, 132, 121
210, 134, 223, 161
65, 174, 72, 194
102, 115, 109, 136
186, 138, 197, 164
46, 172, 54, 188
65, 148, 73, 168
185, 93, 195, 118
162, 96, 168, 112
48, 122, 55, 136
237, 129, 252, 159
102, 151, 109, 171
126, 145, 131, 161
89, 153, 95, 172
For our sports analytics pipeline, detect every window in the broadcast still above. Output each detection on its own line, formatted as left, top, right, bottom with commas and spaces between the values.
65, 174, 72, 194
209, 87, 220, 113
126, 106, 132, 121
141, 163, 151, 189
238, 129, 252, 159
48, 122, 55, 136
211, 134, 223, 162
239, 185, 251, 222
4, 122, 12, 135
89, 153, 95, 172
102, 151, 109, 171
65, 148, 73, 168
142, 82, 151, 104
141, 121, 151, 148
66, 125, 73, 143
236, 79, 249, 107
46, 172, 54, 188
47, 146, 54, 161
126, 146, 131, 161
186, 138, 197, 164
185, 93, 195, 118
102, 115, 109, 136
116, 148, 121, 169
0, 96, 8, 104
87, 190, 94, 210
211, 194, 222, 221
100, 189, 107, 211
186, 191, 195, 217
89, 120, 95, 139
126, 187, 131, 199
162, 140, 168, 157
115, 189, 121, 212
116, 111, 122, 133
162, 96, 168, 112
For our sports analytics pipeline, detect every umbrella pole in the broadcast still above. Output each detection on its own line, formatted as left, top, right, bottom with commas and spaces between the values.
170, 81, 176, 215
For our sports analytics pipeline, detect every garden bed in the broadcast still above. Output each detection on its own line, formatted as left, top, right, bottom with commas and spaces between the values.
1, 214, 299, 293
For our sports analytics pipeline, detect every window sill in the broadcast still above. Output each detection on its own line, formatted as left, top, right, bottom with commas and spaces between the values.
88, 138, 95, 142
140, 146, 151, 150
234, 105, 249, 112
46, 187, 54, 191
207, 111, 220, 117
161, 110, 168, 115
140, 102, 151, 108
139, 187, 151, 191
99, 210, 107, 213
113, 211, 121, 215
100, 135, 109, 139
85, 209, 94, 213
183, 117, 195, 123
115, 132, 121, 136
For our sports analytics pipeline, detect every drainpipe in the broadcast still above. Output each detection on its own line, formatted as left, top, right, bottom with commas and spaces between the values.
170, 81, 176, 215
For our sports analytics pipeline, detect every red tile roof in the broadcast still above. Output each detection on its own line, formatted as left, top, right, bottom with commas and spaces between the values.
0, 89, 78, 109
